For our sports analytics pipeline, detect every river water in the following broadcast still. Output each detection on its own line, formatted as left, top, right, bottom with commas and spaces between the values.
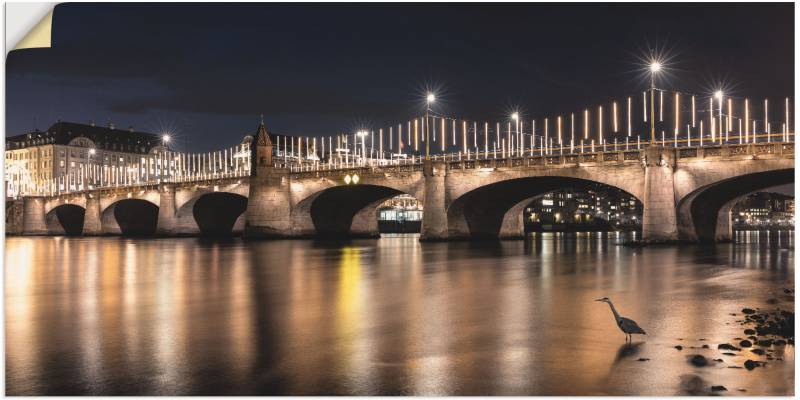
4, 231, 794, 395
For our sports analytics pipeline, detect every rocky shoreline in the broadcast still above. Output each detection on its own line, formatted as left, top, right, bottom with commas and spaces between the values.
674, 286, 795, 395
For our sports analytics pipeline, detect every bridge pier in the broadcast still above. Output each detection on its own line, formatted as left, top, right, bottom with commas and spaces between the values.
715, 206, 733, 242
5, 199, 24, 235
156, 183, 177, 235
420, 160, 449, 241
641, 146, 679, 242
22, 197, 47, 235
350, 201, 381, 238
244, 121, 296, 238
498, 199, 529, 240
83, 194, 102, 235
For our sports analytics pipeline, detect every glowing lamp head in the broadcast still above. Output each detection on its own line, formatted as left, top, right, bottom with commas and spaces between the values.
357, 130, 368, 138
89, 149, 96, 155
511, 112, 519, 121
352, 174, 360, 184
426, 93, 435, 103
649, 62, 662, 73
714, 91, 724, 100
344, 174, 352, 185
162, 134, 171, 143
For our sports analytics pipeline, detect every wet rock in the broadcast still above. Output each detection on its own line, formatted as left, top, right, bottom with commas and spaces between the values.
679, 374, 709, 395
737, 388, 747, 392
747, 335, 758, 341
674, 345, 683, 350
711, 385, 727, 392
701, 344, 709, 349
722, 352, 736, 356
742, 308, 756, 314
727, 366, 743, 369
718, 343, 740, 351
751, 348, 766, 355
783, 288, 792, 294
756, 339, 773, 347
766, 298, 778, 304
744, 359, 760, 370
739, 340, 752, 348
773, 339, 786, 346
712, 358, 723, 362
637, 357, 650, 361
744, 328, 756, 335
689, 354, 708, 367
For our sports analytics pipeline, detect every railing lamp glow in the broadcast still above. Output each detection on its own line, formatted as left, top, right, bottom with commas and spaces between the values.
162, 134, 171, 144
511, 112, 519, 121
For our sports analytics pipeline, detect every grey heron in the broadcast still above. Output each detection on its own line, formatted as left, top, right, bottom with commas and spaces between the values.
595, 297, 646, 341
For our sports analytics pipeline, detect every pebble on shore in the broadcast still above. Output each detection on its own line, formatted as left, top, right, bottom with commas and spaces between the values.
689, 355, 708, 367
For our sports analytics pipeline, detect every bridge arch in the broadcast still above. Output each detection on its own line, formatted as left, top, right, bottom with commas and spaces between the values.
447, 175, 644, 239
292, 184, 408, 237
676, 168, 793, 242
185, 192, 248, 235
101, 198, 159, 235
45, 204, 86, 235
173, 183, 250, 235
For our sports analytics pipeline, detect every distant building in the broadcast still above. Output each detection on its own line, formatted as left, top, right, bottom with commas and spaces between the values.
5, 121, 172, 197
732, 193, 795, 229
524, 185, 642, 232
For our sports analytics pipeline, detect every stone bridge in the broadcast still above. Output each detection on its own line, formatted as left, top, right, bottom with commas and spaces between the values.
7, 131, 794, 243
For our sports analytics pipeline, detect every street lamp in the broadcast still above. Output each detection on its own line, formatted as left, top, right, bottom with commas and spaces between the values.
649, 61, 662, 143
425, 92, 435, 158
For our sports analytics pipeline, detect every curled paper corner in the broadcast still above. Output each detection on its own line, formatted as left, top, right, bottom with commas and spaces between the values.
14, 10, 53, 50
8, 3, 56, 52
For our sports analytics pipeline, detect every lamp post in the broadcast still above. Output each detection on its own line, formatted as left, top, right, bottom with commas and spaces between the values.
357, 130, 368, 165
511, 112, 520, 157
714, 91, 724, 144
649, 62, 661, 143
426, 93, 435, 158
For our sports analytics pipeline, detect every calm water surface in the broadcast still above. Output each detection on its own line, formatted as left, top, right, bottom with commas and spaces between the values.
5, 232, 795, 395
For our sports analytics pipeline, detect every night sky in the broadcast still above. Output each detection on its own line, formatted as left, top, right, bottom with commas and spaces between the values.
6, 3, 794, 152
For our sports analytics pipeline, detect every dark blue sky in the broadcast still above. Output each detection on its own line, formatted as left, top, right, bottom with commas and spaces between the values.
7, 3, 794, 152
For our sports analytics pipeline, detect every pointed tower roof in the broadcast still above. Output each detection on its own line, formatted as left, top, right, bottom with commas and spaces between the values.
255, 114, 272, 147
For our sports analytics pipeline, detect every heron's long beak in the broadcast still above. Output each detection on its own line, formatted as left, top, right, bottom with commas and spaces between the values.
594, 298, 604, 302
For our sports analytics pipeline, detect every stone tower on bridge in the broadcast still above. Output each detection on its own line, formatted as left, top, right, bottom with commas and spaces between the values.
244, 118, 293, 238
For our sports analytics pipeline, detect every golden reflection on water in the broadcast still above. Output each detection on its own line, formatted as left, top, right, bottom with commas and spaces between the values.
4, 232, 795, 395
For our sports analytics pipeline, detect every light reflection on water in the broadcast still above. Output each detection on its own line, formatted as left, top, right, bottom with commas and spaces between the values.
4, 232, 794, 395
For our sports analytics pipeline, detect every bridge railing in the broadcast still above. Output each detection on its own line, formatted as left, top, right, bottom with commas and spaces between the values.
5, 133, 793, 197
286, 133, 793, 173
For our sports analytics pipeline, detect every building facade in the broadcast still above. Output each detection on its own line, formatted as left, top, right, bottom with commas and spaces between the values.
5, 121, 256, 198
